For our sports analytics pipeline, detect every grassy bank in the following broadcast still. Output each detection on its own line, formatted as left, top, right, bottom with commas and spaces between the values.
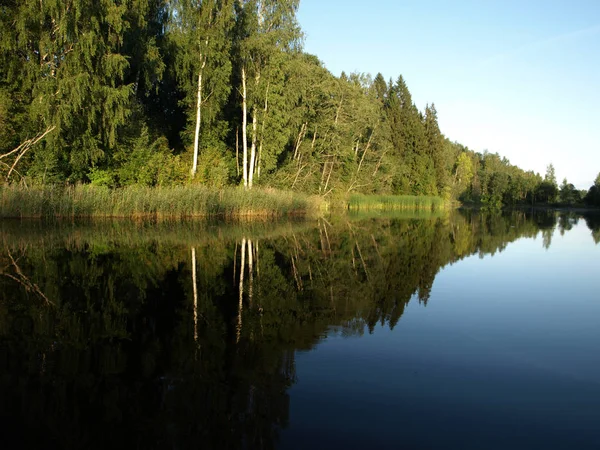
0, 185, 452, 220
347, 194, 446, 212
0, 185, 325, 220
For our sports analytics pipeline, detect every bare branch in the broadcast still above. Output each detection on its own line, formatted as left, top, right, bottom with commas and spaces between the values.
4, 246, 54, 306
0, 161, 27, 187
2, 126, 56, 183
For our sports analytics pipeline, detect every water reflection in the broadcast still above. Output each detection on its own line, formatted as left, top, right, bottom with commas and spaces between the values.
582, 212, 600, 244
0, 210, 597, 449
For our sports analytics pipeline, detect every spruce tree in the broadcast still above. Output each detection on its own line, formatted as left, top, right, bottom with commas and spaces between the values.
424, 103, 449, 195
2, 0, 153, 181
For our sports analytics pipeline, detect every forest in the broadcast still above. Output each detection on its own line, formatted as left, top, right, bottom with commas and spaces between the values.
1, 0, 599, 207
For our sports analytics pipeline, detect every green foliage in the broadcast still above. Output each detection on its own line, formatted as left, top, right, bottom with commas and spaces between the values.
1, 0, 168, 181
584, 173, 600, 207
0, 0, 563, 207
116, 127, 187, 186
88, 168, 116, 187
537, 181, 559, 204
453, 152, 473, 198
193, 146, 235, 188
170, 0, 234, 148
559, 178, 581, 205
545, 163, 557, 186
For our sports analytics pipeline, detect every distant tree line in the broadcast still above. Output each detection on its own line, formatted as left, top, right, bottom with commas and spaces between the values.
0, 0, 597, 206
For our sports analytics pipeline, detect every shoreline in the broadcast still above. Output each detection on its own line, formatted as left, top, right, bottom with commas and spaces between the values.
5, 184, 596, 222
459, 203, 600, 214
0, 185, 449, 220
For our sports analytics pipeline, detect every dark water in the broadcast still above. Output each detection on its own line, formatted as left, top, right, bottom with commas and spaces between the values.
1, 210, 599, 450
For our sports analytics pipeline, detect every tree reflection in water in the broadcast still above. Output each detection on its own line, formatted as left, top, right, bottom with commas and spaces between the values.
0, 210, 594, 449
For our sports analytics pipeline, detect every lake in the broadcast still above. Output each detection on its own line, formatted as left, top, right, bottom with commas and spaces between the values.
0, 210, 599, 449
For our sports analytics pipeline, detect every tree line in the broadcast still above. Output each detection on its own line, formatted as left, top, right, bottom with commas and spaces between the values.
1, 0, 597, 206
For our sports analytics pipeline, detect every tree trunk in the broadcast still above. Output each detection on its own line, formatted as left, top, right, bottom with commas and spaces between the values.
356, 129, 374, 176
372, 150, 388, 177
242, 67, 248, 188
249, 106, 257, 188
236, 127, 240, 177
335, 93, 344, 125
191, 69, 203, 176
323, 159, 334, 194
319, 160, 328, 194
249, 71, 261, 189
293, 123, 307, 161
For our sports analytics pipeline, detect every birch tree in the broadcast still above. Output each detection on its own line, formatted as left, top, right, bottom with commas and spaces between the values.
235, 0, 301, 188
170, 0, 234, 176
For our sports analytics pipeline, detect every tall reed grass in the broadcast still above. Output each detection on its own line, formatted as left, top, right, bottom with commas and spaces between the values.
347, 194, 446, 212
0, 185, 324, 220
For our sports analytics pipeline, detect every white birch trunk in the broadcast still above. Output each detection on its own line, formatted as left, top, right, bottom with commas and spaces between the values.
356, 129, 375, 176
242, 67, 248, 188
249, 106, 257, 188
248, 71, 261, 189
192, 71, 203, 176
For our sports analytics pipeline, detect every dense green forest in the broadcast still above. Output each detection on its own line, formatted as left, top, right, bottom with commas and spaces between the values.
1, 0, 598, 206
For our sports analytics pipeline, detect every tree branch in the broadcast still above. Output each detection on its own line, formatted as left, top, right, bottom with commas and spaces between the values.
2, 126, 56, 182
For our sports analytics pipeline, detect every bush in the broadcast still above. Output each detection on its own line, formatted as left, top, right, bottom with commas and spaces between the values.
117, 127, 187, 187
192, 146, 235, 188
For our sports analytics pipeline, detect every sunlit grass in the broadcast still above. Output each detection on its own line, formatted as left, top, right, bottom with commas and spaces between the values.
347, 194, 446, 212
0, 185, 325, 220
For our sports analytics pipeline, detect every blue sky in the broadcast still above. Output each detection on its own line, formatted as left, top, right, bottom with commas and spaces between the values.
297, 0, 600, 188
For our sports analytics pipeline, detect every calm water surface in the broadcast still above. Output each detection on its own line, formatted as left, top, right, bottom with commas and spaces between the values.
0, 211, 599, 449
